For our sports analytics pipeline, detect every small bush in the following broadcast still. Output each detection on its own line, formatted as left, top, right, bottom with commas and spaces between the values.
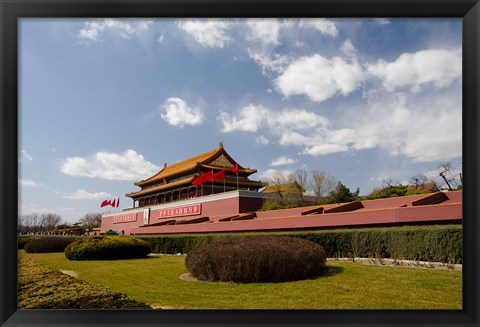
18, 236, 41, 249
23, 237, 77, 253
185, 235, 327, 283
18, 257, 151, 309
65, 236, 150, 260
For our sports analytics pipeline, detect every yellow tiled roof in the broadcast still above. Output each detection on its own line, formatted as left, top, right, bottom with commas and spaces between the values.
127, 177, 195, 197
135, 144, 223, 187
262, 182, 304, 194
199, 163, 256, 175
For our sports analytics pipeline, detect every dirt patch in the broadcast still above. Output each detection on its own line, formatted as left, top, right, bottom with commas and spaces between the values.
179, 273, 199, 282
150, 304, 175, 309
59, 270, 79, 278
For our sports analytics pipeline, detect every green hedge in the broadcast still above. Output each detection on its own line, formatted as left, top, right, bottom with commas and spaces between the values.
24, 237, 77, 253
138, 225, 462, 264
65, 236, 151, 260
18, 236, 41, 249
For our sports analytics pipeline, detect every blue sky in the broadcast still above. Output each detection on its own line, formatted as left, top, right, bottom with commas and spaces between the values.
19, 18, 462, 224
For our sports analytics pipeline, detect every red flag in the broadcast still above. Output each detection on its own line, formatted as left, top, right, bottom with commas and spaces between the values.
100, 199, 111, 208
230, 164, 239, 175
111, 198, 117, 208
200, 171, 214, 183
211, 170, 225, 181
192, 171, 214, 184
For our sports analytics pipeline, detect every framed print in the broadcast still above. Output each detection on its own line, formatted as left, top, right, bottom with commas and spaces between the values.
1, 0, 479, 326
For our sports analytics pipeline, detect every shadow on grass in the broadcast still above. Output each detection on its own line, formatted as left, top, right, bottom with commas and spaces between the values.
180, 265, 345, 284
316, 265, 345, 279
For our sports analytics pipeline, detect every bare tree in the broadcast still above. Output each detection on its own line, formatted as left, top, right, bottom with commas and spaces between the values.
292, 169, 308, 205
310, 170, 338, 204
410, 174, 429, 190
438, 161, 460, 191
77, 213, 102, 229
18, 215, 27, 234
267, 171, 291, 206
40, 213, 62, 231
25, 213, 41, 233
381, 177, 399, 187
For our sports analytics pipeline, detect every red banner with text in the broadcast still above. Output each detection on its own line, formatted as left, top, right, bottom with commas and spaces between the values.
157, 204, 202, 219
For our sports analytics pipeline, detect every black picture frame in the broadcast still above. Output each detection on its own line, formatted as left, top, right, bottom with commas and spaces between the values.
1, 0, 479, 326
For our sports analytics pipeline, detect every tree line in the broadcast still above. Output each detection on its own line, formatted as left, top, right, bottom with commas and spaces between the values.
18, 212, 102, 234
262, 161, 462, 210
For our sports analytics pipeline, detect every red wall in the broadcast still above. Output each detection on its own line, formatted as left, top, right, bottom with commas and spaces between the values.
102, 191, 463, 235
101, 191, 264, 234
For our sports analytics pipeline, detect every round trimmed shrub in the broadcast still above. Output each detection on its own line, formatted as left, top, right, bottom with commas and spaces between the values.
185, 235, 327, 283
64, 236, 150, 260
23, 237, 77, 253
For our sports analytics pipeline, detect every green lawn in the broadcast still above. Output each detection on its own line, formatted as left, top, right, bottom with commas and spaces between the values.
20, 251, 462, 309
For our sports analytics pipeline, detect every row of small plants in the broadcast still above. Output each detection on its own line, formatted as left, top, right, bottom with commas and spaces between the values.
18, 256, 151, 309
138, 224, 463, 264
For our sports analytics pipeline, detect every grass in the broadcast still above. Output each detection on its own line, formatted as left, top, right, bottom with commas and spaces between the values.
19, 251, 462, 309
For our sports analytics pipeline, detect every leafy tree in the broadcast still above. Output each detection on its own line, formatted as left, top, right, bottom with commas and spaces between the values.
326, 182, 360, 204
365, 185, 408, 200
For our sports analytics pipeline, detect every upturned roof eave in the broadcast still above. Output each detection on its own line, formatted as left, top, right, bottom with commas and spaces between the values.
135, 146, 222, 187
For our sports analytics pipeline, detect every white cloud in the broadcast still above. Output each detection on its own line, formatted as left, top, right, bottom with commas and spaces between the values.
302, 143, 350, 156
245, 19, 282, 46
299, 18, 338, 37
270, 156, 297, 167
247, 48, 290, 75
255, 135, 269, 145
269, 109, 330, 131
77, 18, 153, 42
21, 150, 33, 161
291, 89, 461, 162
19, 179, 38, 187
63, 189, 112, 200
219, 106, 329, 136
161, 97, 204, 128
60, 150, 159, 181
259, 168, 293, 182
275, 54, 365, 103
278, 130, 312, 146
218, 104, 269, 133
367, 48, 462, 92
177, 19, 232, 48
373, 18, 390, 25
340, 39, 357, 58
